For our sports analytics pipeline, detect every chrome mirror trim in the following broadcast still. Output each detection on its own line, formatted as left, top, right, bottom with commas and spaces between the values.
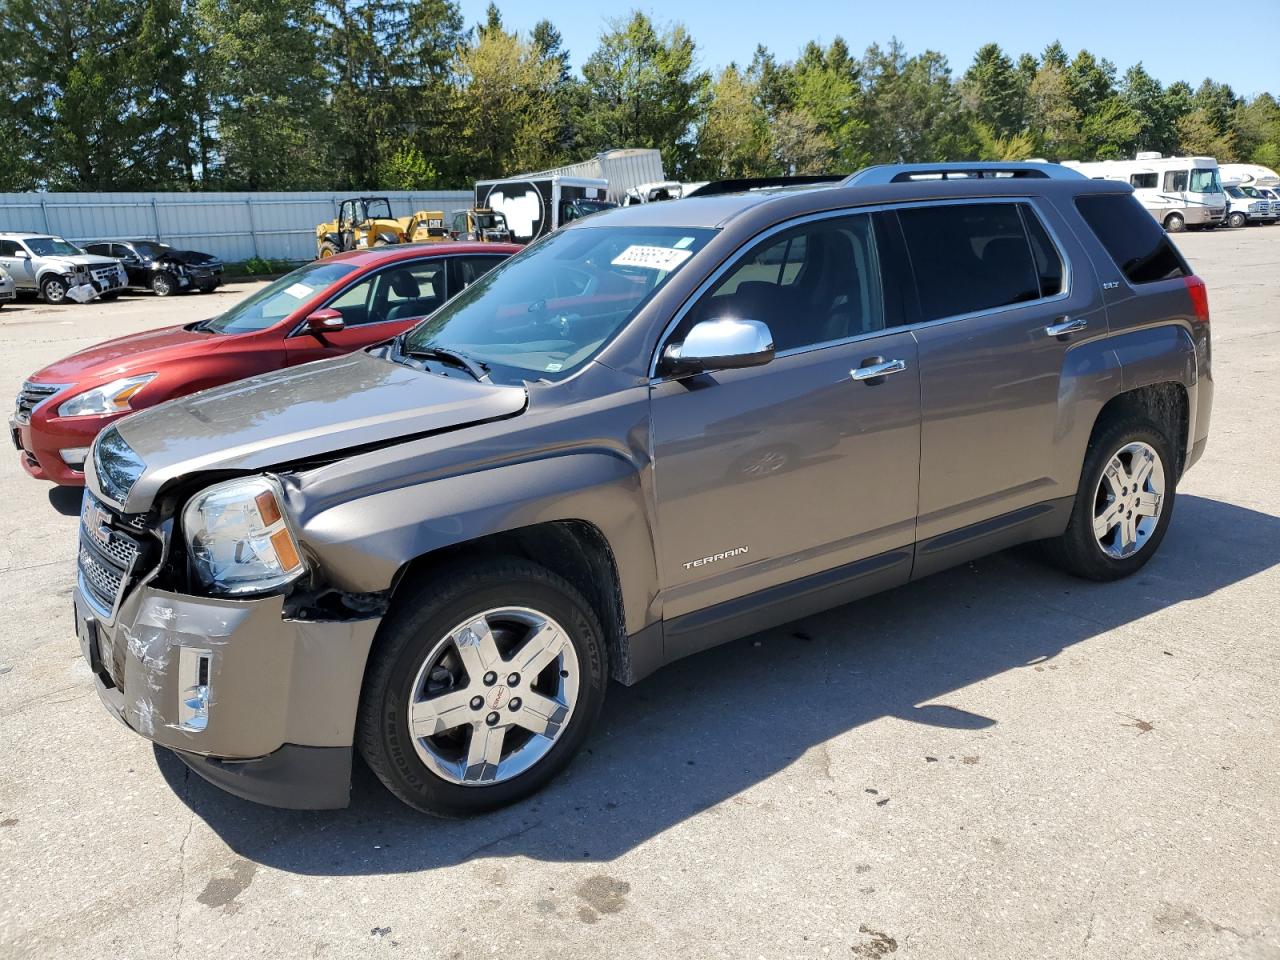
665, 319, 775, 374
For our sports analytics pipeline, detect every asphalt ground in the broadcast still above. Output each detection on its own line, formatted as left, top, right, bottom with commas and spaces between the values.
1, 230, 1277, 959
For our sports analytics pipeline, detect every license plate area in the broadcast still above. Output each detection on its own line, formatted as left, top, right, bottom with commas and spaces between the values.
74, 600, 117, 688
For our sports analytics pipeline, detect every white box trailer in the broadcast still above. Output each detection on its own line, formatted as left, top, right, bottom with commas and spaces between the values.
1061, 153, 1227, 232
475, 175, 611, 244
526, 149, 666, 205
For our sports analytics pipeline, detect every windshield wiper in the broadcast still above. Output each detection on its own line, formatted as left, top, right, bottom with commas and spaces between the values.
400, 341, 491, 383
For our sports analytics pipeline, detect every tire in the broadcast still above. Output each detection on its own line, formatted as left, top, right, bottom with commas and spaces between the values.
40, 275, 69, 304
1227, 212, 1246, 228
318, 242, 340, 259
99, 291, 120, 301
1163, 212, 1185, 233
150, 271, 177, 297
1044, 416, 1177, 581
357, 558, 608, 816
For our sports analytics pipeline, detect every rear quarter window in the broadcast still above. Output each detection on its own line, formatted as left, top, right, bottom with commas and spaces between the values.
1074, 194, 1187, 284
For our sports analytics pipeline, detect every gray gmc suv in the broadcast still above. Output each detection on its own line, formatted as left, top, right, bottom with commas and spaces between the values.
72, 163, 1213, 815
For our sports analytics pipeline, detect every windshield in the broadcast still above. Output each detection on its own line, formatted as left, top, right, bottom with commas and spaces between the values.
475, 213, 507, 230
1189, 168, 1223, 194
1226, 186, 1244, 198
363, 199, 393, 220
132, 241, 171, 257
401, 226, 714, 383
1241, 186, 1261, 197
25, 237, 83, 256
564, 200, 618, 222
202, 260, 358, 334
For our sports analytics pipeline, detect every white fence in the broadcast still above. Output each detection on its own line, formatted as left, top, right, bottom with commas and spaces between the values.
0, 190, 474, 264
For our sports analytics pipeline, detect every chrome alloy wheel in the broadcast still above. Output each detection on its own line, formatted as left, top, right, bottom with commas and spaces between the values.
1093, 441, 1165, 559
408, 606, 579, 786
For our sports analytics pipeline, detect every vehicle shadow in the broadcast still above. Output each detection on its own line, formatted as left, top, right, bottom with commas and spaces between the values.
48, 485, 82, 516
157, 494, 1280, 875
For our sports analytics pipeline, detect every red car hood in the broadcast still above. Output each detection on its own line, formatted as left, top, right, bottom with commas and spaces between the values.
30, 323, 220, 382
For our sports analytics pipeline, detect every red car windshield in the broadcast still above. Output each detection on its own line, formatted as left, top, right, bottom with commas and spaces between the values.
202, 261, 357, 334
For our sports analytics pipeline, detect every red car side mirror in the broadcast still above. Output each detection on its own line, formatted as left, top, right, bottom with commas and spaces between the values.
305, 308, 345, 334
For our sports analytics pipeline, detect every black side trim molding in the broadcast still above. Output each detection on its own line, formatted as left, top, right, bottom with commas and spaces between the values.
662, 549, 912, 665
913, 497, 1073, 580
173, 744, 353, 810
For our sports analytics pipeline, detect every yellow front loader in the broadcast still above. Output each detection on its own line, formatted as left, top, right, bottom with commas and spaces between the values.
315, 197, 448, 258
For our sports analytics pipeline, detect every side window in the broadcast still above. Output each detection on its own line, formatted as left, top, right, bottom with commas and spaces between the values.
1130, 173, 1157, 189
1163, 170, 1188, 192
327, 273, 377, 325
0, 240, 17, 256
452, 212, 467, 234
1019, 205, 1065, 298
682, 214, 884, 353
370, 261, 447, 324
897, 202, 1041, 322
1075, 194, 1187, 284
83, 243, 108, 256
451, 255, 503, 292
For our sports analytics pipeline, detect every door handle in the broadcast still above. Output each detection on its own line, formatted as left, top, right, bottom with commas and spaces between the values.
1045, 316, 1087, 338
850, 358, 907, 382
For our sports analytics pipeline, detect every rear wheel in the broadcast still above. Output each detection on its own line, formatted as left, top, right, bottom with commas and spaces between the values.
40, 275, 68, 304
358, 559, 607, 816
1163, 212, 1186, 233
150, 271, 177, 296
1227, 211, 1246, 228
1044, 417, 1176, 581
318, 241, 340, 259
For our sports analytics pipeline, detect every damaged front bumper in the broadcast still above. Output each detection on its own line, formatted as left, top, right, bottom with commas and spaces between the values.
73, 581, 380, 809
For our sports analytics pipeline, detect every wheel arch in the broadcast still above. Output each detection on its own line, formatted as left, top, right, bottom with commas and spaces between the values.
1091, 380, 1190, 479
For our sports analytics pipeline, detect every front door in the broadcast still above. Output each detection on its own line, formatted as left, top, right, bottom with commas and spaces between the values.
0, 240, 35, 289
650, 212, 921, 650
893, 199, 1111, 568
285, 259, 450, 364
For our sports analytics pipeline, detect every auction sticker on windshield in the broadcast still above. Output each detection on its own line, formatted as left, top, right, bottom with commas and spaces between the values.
283, 282, 314, 299
611, 245, 693, 271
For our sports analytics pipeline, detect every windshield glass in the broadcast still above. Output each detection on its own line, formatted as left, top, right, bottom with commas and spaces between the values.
1189, 168, 1223, 193
26, 237, 83, 256
1226, 186, 1244, 198
364, 199, 393, 220
401, 226, 715, 383
203, 261, 358, 334
132, 241, 171, 257
475, 213, 506, 229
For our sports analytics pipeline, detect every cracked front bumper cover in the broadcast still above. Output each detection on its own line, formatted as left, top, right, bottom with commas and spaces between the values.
74, 581, 381, 809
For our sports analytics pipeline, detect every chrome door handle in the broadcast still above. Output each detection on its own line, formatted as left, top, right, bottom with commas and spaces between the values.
1045, 317, 1087, 338
850, 358, 907, 382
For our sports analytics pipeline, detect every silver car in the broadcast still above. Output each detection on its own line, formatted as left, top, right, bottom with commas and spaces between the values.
0, 265, 15, 308
0, 232, 127, 304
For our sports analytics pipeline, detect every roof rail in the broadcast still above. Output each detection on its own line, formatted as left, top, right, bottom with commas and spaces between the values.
683, 175, 845, 198
842, 162, 1086, 186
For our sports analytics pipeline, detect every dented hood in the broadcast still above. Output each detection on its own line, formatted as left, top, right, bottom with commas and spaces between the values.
103, 350, 527, 512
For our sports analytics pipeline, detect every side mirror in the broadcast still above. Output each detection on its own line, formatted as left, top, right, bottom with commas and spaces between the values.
305, 308, 345, 334
663, 319, 775, 376
14, 250, 30, 260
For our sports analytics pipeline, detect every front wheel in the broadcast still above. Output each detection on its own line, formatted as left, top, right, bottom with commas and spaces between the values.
358, 559, 608, 816
1044, 418, 1176, 581
1227, 211, 1246, 228
1163, 212, 1186, 233
150, 271, 177, 296
40, 275, 69, 304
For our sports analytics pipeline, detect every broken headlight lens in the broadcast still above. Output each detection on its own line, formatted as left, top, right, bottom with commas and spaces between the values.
182, 476, 305, 595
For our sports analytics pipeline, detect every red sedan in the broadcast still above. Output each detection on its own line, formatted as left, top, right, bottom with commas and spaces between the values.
11, 242, 519, 486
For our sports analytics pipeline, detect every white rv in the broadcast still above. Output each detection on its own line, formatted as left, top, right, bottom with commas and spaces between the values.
1061, 153, 1227, 232
1218, 163, 1280, 188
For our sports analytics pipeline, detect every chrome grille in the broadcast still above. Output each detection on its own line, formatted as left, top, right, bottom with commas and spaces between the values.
77, 494, 144, 616
13, 381, 62, 423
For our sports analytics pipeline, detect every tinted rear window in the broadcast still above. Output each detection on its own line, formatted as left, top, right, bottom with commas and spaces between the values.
898, 202, 1041, 322
1075, 194, 1187, 284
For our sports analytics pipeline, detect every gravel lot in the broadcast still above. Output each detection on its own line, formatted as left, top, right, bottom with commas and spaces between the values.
1, 234, 1278, 960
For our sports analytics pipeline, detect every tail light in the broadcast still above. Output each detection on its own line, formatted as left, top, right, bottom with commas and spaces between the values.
1184, 275, 1210, 323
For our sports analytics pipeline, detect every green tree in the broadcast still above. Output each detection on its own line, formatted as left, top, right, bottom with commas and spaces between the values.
319, 0, 462, 189
1028, 59, 1083, 158
1119, 63, 1175, 154
452, 20, 562, 179
695, 64, 771, 178
961, 43, 1026, 140
790, 38, 866, 171
1066, 50, 1116, 116
577, 11, 710, 175
1177, 108, 1236, 159
197, 0, 329, 189
1230, 94, 1280, 166
530, 19, 580, 164
860, 40, 974, 164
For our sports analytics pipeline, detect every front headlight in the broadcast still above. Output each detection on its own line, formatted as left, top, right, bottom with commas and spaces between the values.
182, 476, 305, 596
58, 374, 156, 417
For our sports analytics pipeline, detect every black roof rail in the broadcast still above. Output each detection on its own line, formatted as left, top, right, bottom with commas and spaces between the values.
843, 162, 1086, 185
683, 175, 845, 198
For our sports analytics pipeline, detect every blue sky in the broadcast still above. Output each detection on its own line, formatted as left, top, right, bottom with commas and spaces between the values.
458, 0, 1275, 98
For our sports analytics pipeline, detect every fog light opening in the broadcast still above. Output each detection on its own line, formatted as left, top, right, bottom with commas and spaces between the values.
178, 648, 213, 732
59, 447, 90, 470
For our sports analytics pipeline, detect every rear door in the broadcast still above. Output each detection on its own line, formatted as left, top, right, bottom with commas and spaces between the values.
896, 199, 1110, 574
650, 211, 921, 651
284, 259, 449, 364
